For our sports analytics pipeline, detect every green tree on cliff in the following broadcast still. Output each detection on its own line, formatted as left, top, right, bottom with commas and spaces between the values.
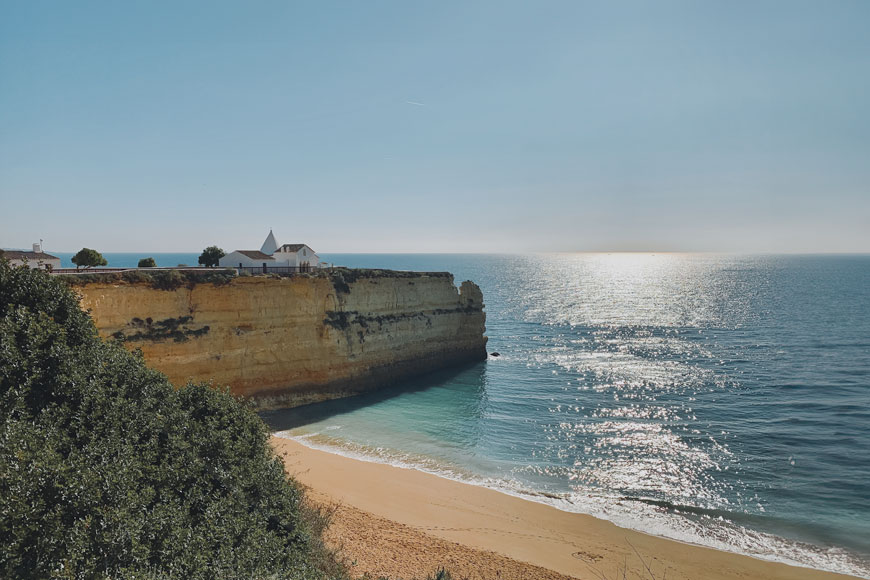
198, 245, 225, 268
137, 256, 157, 268
0, 261, 337, 579
71, 247, 107, 269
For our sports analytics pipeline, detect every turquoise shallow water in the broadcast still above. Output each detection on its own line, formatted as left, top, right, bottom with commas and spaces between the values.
55, 252, 870, 576
264, 253, 870, 578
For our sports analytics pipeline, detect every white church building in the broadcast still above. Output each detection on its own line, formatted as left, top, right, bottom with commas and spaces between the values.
219, 231, 320, 271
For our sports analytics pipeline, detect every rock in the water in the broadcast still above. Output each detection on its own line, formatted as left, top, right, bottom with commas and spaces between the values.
490, 352, 500, 357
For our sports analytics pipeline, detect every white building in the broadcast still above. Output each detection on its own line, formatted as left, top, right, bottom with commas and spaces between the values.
272, 244, 319, 269
220, 250, 276, 270
218, 231, 320, 271
2, 243, 61, 271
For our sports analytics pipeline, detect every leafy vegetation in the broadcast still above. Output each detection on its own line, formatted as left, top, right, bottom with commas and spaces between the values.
326, 268, 452, 295
71, 247, 108, 269
138, 257, 157, 267
57, 268, 451, 296
60, 268, 237, 290
150, 269, 186, 290
198, 246, 225, 268
0, 260, 341, 579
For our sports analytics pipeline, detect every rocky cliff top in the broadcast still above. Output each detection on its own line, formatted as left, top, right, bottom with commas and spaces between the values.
59, 267, 455, 291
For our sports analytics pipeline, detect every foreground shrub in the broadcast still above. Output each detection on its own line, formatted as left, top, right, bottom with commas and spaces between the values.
0, 260, 334, 579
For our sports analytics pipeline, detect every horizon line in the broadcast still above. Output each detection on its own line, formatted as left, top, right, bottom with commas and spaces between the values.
7, 249, 870, 256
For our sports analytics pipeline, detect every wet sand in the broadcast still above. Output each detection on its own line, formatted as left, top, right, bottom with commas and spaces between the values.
272, 436, 858, 580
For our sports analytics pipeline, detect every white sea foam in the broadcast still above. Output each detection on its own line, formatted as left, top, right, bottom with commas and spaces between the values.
275, 430, 870, 579
270, 254, 870, 579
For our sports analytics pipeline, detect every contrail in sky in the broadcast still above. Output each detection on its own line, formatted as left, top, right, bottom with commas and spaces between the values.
405, 100, 426, 106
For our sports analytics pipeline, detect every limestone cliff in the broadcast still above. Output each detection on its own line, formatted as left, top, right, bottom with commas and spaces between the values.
73, 271, 487, 408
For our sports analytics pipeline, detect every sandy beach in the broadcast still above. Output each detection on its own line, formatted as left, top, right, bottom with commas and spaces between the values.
272, 436, 859, 580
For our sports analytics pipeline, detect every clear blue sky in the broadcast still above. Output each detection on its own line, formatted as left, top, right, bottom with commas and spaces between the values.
1, 1, 868, 253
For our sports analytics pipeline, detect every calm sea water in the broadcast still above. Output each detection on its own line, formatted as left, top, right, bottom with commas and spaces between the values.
57, 252, 870, 576
53, 253, 202, 268
265, 254, 869, 578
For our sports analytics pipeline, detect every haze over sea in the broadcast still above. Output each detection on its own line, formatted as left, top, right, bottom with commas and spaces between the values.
57, 252, 870, 577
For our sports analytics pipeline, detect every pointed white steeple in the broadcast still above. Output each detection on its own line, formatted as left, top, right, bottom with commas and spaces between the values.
260, 229, 278, 255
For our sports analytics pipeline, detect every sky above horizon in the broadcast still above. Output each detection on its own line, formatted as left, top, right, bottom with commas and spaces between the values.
1, 1, 869, 253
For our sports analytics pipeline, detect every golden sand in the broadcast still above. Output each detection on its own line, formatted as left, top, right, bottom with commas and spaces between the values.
272, 436, 857, 580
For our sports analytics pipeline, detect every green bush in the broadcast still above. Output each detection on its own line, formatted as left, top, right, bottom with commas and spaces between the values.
149, 269, 185, 291
60, 269, 237, 291
122, 269, 152, 284
60, 272, 121, 286
198, 246, 225, 268
138, 257, 157, 268
186, 269, 236, 286
71, 247, 108, 269
0, 261, 337, 579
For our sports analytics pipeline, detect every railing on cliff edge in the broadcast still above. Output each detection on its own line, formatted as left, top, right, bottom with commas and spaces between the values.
50, 266, 335, 276
51, 267, 223, 275
235, 265, 325, 275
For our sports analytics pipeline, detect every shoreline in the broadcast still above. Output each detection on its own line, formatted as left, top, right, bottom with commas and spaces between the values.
272, 435, 860, 580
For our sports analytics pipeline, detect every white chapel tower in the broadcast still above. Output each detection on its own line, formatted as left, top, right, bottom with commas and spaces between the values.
260, 229, 278, 255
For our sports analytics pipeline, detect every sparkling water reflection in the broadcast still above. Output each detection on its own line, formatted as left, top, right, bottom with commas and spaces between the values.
266, 253, 870, 578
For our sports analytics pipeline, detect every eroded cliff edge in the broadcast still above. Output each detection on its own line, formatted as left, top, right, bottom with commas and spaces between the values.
72, 270, 487, 408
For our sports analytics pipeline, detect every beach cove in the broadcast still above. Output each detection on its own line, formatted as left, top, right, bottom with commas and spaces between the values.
53, 252, 870, 576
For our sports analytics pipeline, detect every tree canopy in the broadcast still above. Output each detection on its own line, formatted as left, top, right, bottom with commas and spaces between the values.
138, 257, 157, 268
198, 246, 225, 268
71, 247, 107, 269
0, 260, 335, 579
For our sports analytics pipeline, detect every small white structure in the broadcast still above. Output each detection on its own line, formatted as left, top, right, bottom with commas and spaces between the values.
260, 230, 278, 255
220, 250, 276, 270
272, 243, 319, 269
2, 242, 61, 271
218, 231, 320, 271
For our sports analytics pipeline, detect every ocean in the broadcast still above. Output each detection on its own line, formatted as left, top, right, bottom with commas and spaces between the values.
57, 252, 870, 576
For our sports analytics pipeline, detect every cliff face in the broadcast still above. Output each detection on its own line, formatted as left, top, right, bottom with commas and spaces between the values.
74, 272, 487, 408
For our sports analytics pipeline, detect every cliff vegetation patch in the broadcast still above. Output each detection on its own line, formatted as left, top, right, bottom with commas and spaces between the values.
111, 315, 210, 343
323, 310, 432, 332
323, 306, 482, 342
60, 267, 453, 297
325, 268, 452, 295
61, 268, 237, 290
